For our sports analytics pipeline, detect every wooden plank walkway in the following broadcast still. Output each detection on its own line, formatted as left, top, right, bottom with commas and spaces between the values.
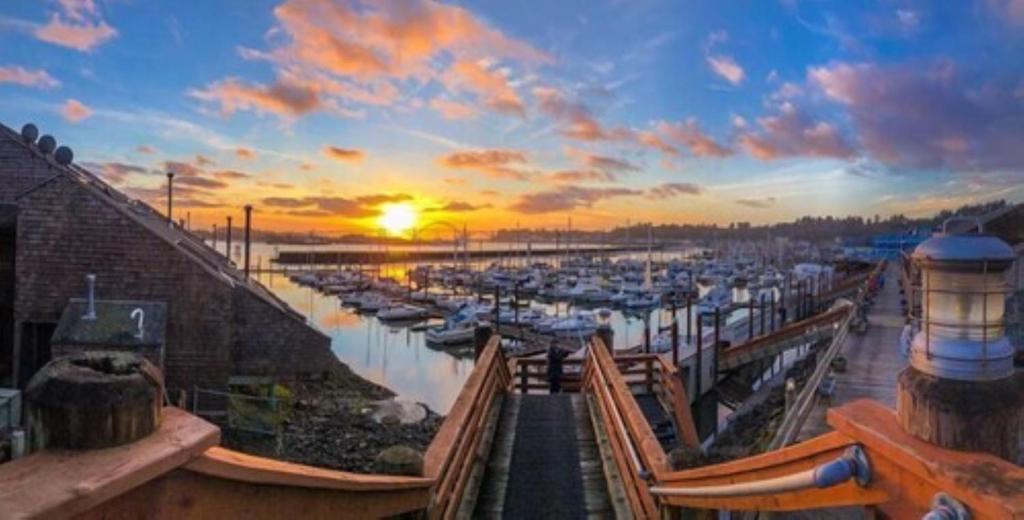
474, 394, 613, 519
798, 263, 906, 441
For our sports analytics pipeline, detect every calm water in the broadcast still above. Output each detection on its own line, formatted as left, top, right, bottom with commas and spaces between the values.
241, 242, 752, 413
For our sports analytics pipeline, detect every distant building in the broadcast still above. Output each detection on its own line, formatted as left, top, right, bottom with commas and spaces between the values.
0, 122, 338, 393
870, 231, 929, 260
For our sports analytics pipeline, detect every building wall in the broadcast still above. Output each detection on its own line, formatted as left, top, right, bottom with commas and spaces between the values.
14, 176, 234, 391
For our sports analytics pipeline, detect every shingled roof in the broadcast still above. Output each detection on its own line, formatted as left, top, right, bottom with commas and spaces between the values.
0, 122, 318, 333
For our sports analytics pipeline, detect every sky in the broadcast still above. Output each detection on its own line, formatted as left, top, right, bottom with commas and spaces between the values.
0, 0, 1022, 236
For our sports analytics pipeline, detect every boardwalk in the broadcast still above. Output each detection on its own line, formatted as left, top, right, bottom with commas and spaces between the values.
798, 263, 907, 441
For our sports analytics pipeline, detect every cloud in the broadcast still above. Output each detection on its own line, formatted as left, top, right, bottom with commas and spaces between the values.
136, 144, 156, 154
355, 193, 412, 205
738, 102, 855, 160
195, 0, 551, 119
0, 65, 59, 89
426, 200, 491, 212
61, 99, 93, 123
582, 154, 640, 173
430, 97, 477, 120
707, 55, 745, 85
509, 186, 642, 214
164, 161, 202, 177
262, 194, 396, 218
533, 86, 632, 141
636, 131, 679, 157
736, 197, 777, 208
703, 30, 743, 86
322, 146, 366, 162
174, 176, 229, 190
984, 0, 1024, 26
446, 60, 525, 117
194, 155, 216, 167
809, 61, 1024, 171
81, 161, 153, 183
655, 119, 733, 157
648, 182, 703, 199
438, 149, 532, 180
548, 169, 617, 183
213, 170, 250, 180
236, 147, 257, 160
190, 76, 323, 117
32, 0, 117, 51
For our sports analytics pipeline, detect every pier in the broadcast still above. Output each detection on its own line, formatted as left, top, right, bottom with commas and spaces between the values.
272, 244, 661, 266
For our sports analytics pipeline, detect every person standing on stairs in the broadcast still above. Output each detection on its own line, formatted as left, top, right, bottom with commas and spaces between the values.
547, 340, 569, 393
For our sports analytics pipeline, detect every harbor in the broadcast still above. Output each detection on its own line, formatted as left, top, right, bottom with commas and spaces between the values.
1, 0, 1023, 516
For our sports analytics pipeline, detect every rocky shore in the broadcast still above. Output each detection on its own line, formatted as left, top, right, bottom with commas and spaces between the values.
220, 362, 443, 474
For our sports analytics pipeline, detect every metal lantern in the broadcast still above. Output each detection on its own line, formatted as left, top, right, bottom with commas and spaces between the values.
910, 219, 1016, 381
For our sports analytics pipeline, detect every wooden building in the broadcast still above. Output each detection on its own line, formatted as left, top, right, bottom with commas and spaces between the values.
0, 122, 338, 393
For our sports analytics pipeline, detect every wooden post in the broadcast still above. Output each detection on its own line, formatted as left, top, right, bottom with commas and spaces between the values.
898, 368, 1023, 462
671, 298, 680, 367
685, 296, 692, 345
473, 324, 492, 361
695, 318, 703, 399
747, 298, 754, 341
25, 352, 163, 451
759, 294, 766, 336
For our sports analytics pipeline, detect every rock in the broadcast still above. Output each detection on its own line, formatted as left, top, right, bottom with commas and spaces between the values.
374, 445, 424, 476
368, 400, 428, 425
667, 445, 707, 470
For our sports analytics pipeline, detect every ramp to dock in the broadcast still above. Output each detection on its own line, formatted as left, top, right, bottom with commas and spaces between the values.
474, 394, 613, 519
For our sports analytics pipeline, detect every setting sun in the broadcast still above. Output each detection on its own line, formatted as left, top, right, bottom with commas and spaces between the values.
378, 203, 418, 236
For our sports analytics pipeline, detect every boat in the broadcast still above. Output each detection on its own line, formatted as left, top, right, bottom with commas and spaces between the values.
378, 304, 428, 321
550, 311, 598, 339
424, 318, 476, 345
698, 285, 732, 315
358, 292, 389, 312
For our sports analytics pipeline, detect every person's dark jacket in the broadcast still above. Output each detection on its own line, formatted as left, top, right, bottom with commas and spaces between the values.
547, 347, 568, 381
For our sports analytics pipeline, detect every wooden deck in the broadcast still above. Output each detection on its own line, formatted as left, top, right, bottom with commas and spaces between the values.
798, 263, 907, 441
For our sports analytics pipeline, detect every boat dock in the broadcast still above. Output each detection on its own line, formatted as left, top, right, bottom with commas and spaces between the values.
797, 262, 907, 441
272, 244, 661, 266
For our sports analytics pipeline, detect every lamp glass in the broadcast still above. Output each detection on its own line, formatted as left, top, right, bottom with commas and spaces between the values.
924, 270, 1005, 342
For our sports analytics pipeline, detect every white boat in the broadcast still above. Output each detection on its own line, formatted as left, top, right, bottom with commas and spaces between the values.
550, 312, 598, 339
358, 293, 389, 312
698, 285, 732, 315
341, 292, 364, 306
378, 304, 428, 321
625, 292, 660, 309
425, 319, 476, 345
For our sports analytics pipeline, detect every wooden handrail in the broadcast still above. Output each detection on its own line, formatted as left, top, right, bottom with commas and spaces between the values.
718, 304, 850, 368
424, 334, 509, 519
652, 400, 1024, 517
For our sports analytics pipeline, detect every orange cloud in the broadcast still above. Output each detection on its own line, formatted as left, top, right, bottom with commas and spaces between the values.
533, 86, 631, 141
655, 119, 733, 157
430, 97, 477, 120
448, 60, 525, 117
0, 66, 59, 89
323, 146, 366, 162
205, 0, 551, 119
33, 1, 117, 52
61, 99, 93, 123
190, 76, 322, 117
236, 147, 257, 160
707, 55, 744, 85
438, 149, 531, 181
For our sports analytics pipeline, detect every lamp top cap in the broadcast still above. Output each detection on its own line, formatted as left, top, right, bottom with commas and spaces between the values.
911, 233, 1014, 264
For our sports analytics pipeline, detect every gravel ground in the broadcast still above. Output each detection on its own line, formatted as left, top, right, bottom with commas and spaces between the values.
220, 363, 444, 474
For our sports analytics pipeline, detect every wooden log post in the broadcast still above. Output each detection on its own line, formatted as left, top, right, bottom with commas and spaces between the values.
24, 351, 163, 451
